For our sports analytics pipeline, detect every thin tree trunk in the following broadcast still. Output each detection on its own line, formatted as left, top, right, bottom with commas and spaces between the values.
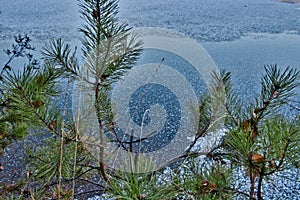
250, 170, 255, 200
95, 84, 109, 182
257, 166, 264, 200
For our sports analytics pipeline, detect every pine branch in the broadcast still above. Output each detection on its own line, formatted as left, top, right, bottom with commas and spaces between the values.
254, 65, 299, 121
242, 65, 300, 139
214, 70, 245, 127
79, 0, 142, 86
42, 39, 80, 78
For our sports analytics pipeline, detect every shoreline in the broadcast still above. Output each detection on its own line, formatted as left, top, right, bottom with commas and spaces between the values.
277, 0, 300, 3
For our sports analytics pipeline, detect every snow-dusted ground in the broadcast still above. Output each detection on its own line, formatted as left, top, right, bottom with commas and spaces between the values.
88, 128, 300, 199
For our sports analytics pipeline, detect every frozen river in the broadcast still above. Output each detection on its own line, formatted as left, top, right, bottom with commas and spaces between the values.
1, 0, 300, 99
1, 0, 300, 41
